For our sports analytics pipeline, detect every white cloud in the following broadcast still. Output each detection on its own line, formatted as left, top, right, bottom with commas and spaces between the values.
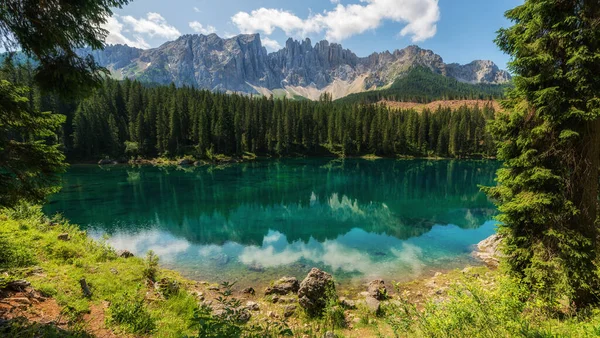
231, 0, 440, 43
121, 12, 181, 40
261, 37, 282, 51
102, 16, 151, 49
189, 21, 217, 35
193, 7, 201, 13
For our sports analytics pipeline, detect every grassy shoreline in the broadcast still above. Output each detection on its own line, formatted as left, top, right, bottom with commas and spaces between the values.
2, 205, 599, 337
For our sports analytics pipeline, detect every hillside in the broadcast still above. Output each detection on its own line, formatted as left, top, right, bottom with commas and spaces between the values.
336, 67, 510, 104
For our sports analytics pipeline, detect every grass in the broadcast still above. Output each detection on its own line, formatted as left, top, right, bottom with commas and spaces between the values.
3, 204, 600, 337
0, 205, 200, 337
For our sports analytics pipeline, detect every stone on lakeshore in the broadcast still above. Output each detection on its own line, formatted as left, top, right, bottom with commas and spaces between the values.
298, 268, 335, 317
367, 279, 388, 300
473, 234, 503, 267
365, 296, 381, 315
245, 301, 259, 311
283, 304, 297, 318
265, 276, 300, 295
339, 297, 356, 309
242, 287, 255, 295
178, 158, 194, 166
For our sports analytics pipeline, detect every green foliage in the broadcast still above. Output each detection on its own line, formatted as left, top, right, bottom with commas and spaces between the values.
339, 67, 510, 105
143, 250, 159, 283
0, 0, 130, 98
191, 281, 292, 338
0, 80, 67, 209
323, 288, 346, 331
107, 290, 156, 334
484, 0, 600, 307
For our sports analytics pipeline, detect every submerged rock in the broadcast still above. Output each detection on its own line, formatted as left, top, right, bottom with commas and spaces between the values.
265, 277, 300, 295
298, 268, 335, 316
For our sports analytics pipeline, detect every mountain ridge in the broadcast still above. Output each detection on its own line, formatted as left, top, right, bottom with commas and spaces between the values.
78, 33, 511, 100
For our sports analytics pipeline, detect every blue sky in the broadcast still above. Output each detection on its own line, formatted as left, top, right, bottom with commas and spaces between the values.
105, 0, 523, 69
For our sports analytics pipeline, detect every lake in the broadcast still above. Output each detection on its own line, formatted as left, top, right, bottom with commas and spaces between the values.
44, 159, 500, 289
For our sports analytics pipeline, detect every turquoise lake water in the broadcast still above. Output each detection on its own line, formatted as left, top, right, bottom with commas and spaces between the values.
44, 159, 500, 289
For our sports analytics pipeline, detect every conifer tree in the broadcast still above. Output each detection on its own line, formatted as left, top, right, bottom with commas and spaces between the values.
485, 0, 600, 307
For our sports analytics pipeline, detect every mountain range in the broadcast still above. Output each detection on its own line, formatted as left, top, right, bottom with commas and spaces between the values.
80, 33, 511, 100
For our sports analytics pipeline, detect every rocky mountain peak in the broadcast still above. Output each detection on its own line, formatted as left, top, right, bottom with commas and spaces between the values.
83, 33, 511, 99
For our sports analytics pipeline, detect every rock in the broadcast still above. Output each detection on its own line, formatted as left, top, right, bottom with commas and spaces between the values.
98, 158, 116, 165
434, 272, 442, 278
271, 295, 280, 303
110, 268, 118, 275
473, 234, 503, 267
248, 263, 265, 272
298, 268, 335, 317
79, 278, 92, 298
245, 301, 259, 311
367, 279, 388, 300
283, 304, 297, 318
237, 310, 251, 323
365, 296, 381, 315
267, 311, 279, 319
265, 276, 300, 295
339, 297, 356, 309
6, 297, 31, 305
325, 331, 335, 338
117, 250, 134, 258
57, 233, 70, 241
4, 279, 30, 291
178, 158, 194, 166
242, 287, 255, 295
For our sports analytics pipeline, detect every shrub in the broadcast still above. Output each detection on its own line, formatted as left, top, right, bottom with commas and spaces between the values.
107, 291, 156, 334
142, 250, 159, 283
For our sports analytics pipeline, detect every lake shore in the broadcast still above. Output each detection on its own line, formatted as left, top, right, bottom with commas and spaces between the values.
0, 205, 498, 337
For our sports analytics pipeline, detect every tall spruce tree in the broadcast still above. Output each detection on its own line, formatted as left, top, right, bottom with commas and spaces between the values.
485, 0, 600, 307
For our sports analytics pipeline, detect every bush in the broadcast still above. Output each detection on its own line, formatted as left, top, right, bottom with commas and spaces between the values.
142, 250, 159, 283
107, 291, 156, 334
0, 233, 36, 269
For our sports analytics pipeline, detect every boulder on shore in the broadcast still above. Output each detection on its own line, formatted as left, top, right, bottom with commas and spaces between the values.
98, 158, 116, 165
265, 277, 300, 296
297, 268, 335, 317
367, 279, 388, 300
473, 234, 503, 267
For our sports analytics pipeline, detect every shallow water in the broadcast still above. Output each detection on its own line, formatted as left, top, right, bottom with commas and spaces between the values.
44, 158, 500, 289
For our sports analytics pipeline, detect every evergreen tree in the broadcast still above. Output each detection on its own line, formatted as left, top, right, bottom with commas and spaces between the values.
485, 0, 600, 307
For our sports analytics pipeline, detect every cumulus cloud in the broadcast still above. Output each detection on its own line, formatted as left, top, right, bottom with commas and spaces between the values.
121, 12, 181, 40
102, 16, 151, 49
261, 37, 282, 51
189, 21, 217, 35
231, 0, 440, 43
